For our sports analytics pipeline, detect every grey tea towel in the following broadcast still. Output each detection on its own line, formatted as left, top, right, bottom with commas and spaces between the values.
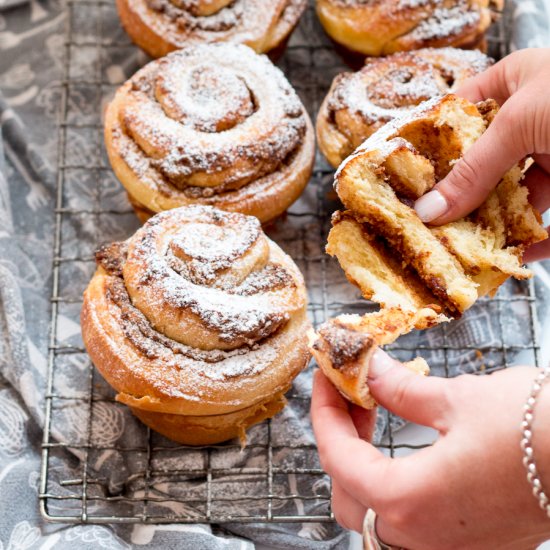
1, 1, 549, 548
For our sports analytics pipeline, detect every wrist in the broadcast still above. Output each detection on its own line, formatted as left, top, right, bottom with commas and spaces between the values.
521, 368, 550, 543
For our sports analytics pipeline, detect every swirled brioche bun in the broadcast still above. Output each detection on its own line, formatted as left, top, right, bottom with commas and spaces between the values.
317, 48, 492, 168
104, 43, 314, 224
315, 0, 502, 58
116, 0, 307, 59
82, 206, 311, 444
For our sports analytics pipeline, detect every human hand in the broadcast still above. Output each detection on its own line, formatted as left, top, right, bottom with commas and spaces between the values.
310, 351, 550, 549
413, 48, 550, 261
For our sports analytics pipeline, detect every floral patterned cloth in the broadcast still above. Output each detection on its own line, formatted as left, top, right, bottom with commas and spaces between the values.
0, 0, 549, 548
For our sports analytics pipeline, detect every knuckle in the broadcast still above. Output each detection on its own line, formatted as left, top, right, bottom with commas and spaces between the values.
443, 155, 481, 203
383, 502, 415, 534
530, 99, 550, 154
391, 372, 414, 411
496, 107, 523, 147
332, 505, 351, 531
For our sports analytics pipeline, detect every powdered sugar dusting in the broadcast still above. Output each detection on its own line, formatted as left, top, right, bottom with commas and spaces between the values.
167, 210, 261, 285
326, 47, 491, 145
408, 3, 481, 41
323, 0, 496, 52
141, 0, 306, 50
123, 206, 305, 348
115, 43, 308, 194
157, 65, 254, 133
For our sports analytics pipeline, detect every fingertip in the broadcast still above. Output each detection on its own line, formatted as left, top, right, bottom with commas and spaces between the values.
313, 367, 323, 384
312, 367, 348, 410
313, 368, 333, 395
523, 163, 550, 213
454, 78, 486, 104
366, 351, 450, 428
313, 368, 334, 394
368, 348, 401, 380
414, 189, 449, 224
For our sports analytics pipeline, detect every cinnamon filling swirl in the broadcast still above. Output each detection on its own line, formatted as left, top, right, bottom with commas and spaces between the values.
101, 206, 304, 351
110, 43, 311, 196
104, 264, 282, 367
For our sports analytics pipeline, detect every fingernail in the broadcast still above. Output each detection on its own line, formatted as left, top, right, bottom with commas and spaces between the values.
414, 190, 448, 223
368, 349, 396, 380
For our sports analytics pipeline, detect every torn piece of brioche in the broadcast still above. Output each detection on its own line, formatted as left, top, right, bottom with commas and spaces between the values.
310, 94, 547, 408
334, 94, 546, 315
309, 307, 441, 408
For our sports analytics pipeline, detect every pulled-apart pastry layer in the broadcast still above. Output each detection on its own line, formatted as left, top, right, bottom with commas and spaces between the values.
310, 94, 547, 408
116, 0, 307, 59
82, 206, 311, 445
315, 0, 502, 57
317, 47, 493, 167
104, 44, 315, 224
310, 308, 436, 408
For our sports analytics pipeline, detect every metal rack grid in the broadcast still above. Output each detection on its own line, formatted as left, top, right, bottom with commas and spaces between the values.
39, 0, 541, 525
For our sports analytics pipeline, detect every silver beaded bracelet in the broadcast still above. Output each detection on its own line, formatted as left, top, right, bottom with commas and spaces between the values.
521, 367, 550, 519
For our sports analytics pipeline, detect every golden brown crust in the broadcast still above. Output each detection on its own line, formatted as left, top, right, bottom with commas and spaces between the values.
129, 392, 287, 446
315, 0, 501, 57
81, 206, 311, 444
317, 47, 493, 168
104, 44, 314, 224
116, 0, 307, 58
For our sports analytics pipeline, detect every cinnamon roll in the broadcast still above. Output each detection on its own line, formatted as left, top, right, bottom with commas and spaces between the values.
116, 0, 307, 59
105, 44, 315, 224
317, 47, 492, 168
81, 205, 311, 445
315, 0, 502, 58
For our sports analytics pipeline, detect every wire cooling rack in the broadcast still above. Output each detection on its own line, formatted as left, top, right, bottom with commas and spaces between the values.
39, 0, 541, 525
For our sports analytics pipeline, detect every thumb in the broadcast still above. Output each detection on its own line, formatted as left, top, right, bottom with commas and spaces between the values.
414, 97, 527, 225
367, 349, 450, 431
